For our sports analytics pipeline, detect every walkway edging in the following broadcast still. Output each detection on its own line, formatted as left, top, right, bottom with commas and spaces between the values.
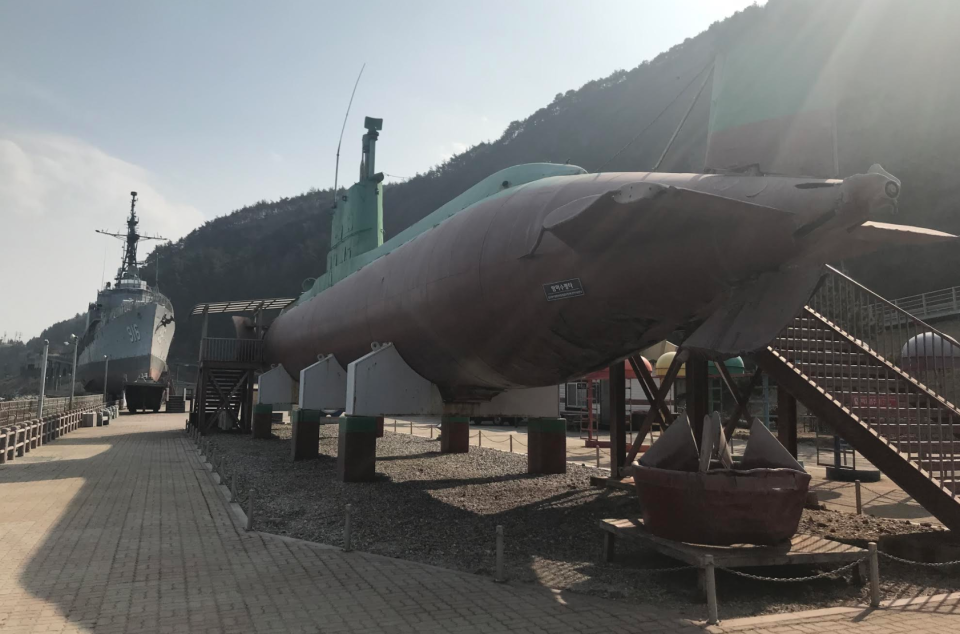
709, 591, 960, 632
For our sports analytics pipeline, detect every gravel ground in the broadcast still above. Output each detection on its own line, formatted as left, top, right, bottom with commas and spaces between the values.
205, 425, 960, 620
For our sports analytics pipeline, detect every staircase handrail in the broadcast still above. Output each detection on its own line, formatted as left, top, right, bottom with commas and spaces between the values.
824, 265, 960, 349
804, 306, 960, 417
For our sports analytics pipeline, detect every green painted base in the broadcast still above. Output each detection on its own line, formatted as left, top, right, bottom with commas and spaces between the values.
337, 416, 379, 482
528, 418, 567, 475
292, 408, 324, 424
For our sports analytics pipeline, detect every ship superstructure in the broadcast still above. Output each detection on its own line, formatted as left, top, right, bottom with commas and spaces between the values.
76, 192, 175, 410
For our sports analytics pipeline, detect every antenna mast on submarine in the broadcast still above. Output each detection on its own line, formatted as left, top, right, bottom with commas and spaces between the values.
332, 63, 366, 210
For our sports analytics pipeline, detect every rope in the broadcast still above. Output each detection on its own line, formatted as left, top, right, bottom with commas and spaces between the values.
879, 551, 960, 567
482, 436, 510, 445
595, 60, 714, 172
718, 558, 865, 582
513, 438, 527, 448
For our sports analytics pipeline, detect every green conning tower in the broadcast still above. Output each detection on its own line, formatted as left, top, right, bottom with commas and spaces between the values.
326, 116, 385, 278
292, 117, 587, 308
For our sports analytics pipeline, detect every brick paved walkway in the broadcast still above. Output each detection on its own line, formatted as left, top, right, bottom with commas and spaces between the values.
0, 414, 956, 634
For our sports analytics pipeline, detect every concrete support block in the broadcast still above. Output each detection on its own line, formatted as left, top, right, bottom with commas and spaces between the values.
347, 343, 443, 417
252, 403, 273, 439
259, 365, 298, 409
440, 416, 470, 454
299, 355, 347, 411
337, 416, 379, 482
291, 409, 322, 461
81, 412, 96, 428
528, 418, 567, 475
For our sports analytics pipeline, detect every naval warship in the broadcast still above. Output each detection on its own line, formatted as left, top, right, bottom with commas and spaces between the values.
76, 192, 175, 411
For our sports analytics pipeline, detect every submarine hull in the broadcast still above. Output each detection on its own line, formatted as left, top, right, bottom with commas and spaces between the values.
265, 170, 903, 402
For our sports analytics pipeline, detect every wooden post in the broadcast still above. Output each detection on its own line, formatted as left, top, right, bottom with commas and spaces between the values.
686, 355, 709, 448
344, 504, 353, 552
704, 555, 719, 625
777, 386, 799, 458
603, 532, 615, 562
609, 361, 627, 478
625, 349, 689, 466
855, 480, 863, 515
509, 435, 513, 452
199, 306, 209, 361
868, 542, 880, 607
495, 525, 504, 582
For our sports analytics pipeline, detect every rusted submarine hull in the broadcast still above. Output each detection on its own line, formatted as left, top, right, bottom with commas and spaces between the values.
264, 170, 909, 402
632, 465, 812, 545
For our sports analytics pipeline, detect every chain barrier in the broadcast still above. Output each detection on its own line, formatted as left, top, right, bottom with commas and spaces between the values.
718, 558, 865, 582
878, 551, 960, 567
860, 483, 893, 499
637, 565, 696, 574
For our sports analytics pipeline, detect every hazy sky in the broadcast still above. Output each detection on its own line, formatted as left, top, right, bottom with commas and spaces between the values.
0, 0, 759, 339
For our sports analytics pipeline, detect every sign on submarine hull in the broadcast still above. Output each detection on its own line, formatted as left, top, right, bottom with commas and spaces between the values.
264, 166, 949, 404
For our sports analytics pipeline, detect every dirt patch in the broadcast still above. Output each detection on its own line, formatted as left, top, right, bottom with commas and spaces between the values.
205, 425, 959, 619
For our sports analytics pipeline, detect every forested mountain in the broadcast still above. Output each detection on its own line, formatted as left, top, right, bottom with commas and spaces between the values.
38, 0, 960, 365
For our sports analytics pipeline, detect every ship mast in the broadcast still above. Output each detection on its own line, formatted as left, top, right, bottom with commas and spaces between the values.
122, 191, 140, 279
96, 191, 167, 286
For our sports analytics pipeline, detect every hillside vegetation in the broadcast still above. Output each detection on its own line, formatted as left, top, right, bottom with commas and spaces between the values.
25, 0, 960, 366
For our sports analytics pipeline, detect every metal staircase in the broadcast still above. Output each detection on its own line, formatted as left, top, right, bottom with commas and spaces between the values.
192, 338, 260, 434
756, 265, 960, 530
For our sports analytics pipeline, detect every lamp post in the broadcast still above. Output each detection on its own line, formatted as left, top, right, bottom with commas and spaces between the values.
65, 334, 78, 410
37, 339, 50, 419
103, 354, 110, 404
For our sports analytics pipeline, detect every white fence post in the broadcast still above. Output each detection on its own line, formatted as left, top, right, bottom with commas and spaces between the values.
868, 542, 880, 607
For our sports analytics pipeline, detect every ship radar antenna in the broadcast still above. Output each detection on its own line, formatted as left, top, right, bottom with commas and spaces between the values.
332, 63, 366, 211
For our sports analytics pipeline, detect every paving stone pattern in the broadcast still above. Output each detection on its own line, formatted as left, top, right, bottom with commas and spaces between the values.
0, 413, 956, 633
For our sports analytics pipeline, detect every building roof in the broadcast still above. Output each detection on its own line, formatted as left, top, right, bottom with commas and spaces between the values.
191, 298, 295, 316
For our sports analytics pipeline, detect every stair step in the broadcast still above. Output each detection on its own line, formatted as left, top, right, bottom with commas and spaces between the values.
891, 440, 960, 453
939, 480, 960, 495
781, 349, 876, 364
795, 364, 889, 379
861, 418, 960, 430
917, 458, 960, 471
